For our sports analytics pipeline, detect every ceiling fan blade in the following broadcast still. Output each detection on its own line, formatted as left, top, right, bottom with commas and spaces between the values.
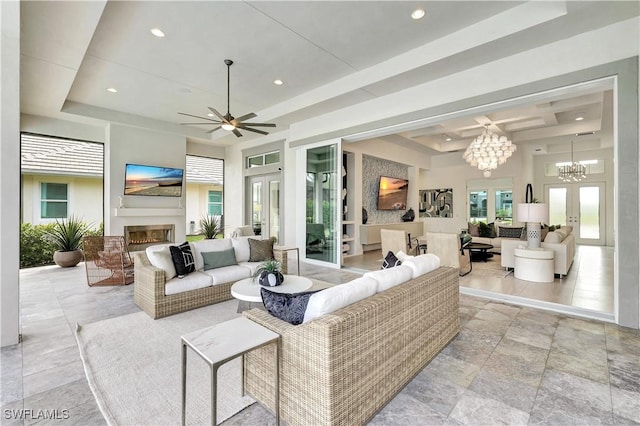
207, 107, 226, 121
205, 126, 222, 134
232, 129, 243, 138
237, 126, 269, 135
180, 122, 222, 125
240, 122, 276, 127
178, 112, 220, 122
234, 112, 257, 122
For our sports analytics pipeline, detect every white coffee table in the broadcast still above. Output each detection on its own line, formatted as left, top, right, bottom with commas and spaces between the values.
231, 275, 313, 303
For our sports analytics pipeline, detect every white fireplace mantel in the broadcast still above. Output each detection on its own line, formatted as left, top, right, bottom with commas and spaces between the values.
114, 208, 185, 217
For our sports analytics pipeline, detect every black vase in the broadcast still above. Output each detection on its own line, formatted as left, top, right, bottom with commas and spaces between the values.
401, 208, 415, 222
258, 271, 284, 287
362, 208, 368, 224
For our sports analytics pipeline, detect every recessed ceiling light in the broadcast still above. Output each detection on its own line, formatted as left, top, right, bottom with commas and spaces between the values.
575, 116, 584, 121
445, 137, 452, 142
207, 113, 214, 117
150, 28, 165, 38
411, 9, 425, 20
273, 79, 283, 85
107, 87, 118, 93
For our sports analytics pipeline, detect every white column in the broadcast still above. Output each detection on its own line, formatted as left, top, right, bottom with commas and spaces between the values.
0, 0, 21, 346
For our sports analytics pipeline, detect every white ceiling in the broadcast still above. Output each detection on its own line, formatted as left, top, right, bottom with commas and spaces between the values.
19, 1, 639, 150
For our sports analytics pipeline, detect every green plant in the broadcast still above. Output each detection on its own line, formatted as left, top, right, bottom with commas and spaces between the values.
252, 259, 282, 280
20, 222, 57, 268
46, 215, 88, 252
199, 215, 221, 239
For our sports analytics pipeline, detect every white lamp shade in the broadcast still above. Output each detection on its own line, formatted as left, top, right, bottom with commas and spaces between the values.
517, 203, 548, 223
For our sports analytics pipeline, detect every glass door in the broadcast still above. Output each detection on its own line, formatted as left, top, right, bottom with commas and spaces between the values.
546, 182, 605, 245
304, 144, 339, 266
246, 173, 281, 242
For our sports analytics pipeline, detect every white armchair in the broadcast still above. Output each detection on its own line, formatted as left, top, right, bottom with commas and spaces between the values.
425, 232, 471, 276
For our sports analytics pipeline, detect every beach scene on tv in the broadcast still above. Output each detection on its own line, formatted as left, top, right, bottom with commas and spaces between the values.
124, 164, 183, 197
378, 176, 408, 210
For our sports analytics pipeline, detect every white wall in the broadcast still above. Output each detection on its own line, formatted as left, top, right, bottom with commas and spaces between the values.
106, 124, 187, 241
21, 114, 106, 143
22, 174, 103, 226
1, 0, 20, 346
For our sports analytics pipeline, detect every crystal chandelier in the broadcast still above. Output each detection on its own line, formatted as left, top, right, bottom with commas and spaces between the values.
463, 125, 516, 178
558, 141, 586, 182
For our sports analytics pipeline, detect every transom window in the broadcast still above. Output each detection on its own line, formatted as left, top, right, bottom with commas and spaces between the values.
40, 182, 68, 219
246, 151, 280, 168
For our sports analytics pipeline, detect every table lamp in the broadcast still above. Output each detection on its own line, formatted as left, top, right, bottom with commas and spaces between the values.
517, 203, 548, 249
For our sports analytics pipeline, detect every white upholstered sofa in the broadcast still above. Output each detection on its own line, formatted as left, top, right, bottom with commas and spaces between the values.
501, 226, 576, 276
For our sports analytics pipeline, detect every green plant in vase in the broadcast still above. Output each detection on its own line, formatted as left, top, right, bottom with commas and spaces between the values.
253, 259, 284, 287
46, 215, 88, 267
199, 215, 221, 239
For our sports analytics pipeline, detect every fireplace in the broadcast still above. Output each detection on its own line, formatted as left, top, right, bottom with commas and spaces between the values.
124, 224, 175, 252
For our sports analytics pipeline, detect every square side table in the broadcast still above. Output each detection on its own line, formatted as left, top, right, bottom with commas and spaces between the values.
181, 316, 280, 425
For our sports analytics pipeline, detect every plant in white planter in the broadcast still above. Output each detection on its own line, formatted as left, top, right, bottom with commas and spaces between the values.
253, 259, 284, 287
46, 215, 88, 267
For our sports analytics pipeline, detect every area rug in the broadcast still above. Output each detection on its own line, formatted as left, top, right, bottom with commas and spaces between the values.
469, 254, 512, 278
75, 299, 254, 426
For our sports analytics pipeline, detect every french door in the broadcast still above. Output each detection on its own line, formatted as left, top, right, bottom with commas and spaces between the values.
545, 182, 605, 245
246, 173, 281, 243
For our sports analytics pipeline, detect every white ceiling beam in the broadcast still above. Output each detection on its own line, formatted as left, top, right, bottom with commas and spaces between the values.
512, 119, 601, 142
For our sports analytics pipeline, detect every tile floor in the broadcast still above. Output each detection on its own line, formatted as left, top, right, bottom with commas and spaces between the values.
1, 255, 638, 425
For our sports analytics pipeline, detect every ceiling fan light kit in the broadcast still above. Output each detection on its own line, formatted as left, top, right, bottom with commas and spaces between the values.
178, 59, 275, 137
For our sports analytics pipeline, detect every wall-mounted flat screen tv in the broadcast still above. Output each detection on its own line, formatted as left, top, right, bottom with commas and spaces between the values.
124, 163, 184, 197
377, 176, 408, 210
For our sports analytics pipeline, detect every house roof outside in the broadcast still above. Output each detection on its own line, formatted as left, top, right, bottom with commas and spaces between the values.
21, 134, 104, 177
21, 134, 223, 185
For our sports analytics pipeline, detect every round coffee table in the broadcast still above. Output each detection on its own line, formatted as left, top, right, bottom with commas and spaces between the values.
231, 275, 313, 303
466, 242, 494, 262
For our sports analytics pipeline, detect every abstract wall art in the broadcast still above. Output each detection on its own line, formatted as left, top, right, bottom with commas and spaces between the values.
419, 188, 453, 218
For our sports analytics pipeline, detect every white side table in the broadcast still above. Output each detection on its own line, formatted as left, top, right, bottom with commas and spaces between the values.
181, 317, 280, 426
514, 247, 555, 283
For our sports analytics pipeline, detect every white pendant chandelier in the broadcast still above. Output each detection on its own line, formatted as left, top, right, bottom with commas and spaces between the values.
558, 141, 586, 182
463, 125, 516, 177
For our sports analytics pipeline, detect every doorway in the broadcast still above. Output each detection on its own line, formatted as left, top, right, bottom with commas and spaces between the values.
546, 182, 606, 246
246, 173, 281, 242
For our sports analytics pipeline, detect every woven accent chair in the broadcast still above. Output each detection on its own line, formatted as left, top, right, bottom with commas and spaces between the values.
425, 232, 472, 276
83, 236, 134, 286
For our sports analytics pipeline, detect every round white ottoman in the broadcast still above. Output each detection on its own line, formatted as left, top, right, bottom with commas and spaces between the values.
514, 247, 554, 283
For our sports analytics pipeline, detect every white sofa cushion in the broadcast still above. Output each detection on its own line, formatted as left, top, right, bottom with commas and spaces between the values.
165, 271, 212, 296
364, 265, 413, 292
237, 261, 261, 276
303, 276, 378, 323
191, 239, 233, 271
201, 265, 251, 285
544, 231, 563, 243
145, 244, 176, 281
402, 254, 441, 279
231, 236, 253, 262
396, 250, 414, 262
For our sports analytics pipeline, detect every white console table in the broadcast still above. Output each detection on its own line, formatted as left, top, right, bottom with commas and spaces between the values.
360, 222, 424, 249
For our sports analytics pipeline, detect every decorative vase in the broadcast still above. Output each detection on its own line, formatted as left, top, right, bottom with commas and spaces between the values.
362, 208, 368, 224
53, 250, 83, 267
258, 271, 284, 287
401, 208, 415, 222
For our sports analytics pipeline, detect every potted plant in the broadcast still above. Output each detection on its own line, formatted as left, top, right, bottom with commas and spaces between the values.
199, 215, 221, 239
47, 215, 87, 267
253, 259, 284, 287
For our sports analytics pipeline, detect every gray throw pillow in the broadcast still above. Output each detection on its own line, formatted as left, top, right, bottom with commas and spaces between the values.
260, 288, 319, 325
201, 248, 237, 270
248, 237, 275, 262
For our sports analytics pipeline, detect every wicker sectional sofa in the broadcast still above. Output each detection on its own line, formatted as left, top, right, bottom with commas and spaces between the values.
133, 237, 288, 319
243, 265, 460, 426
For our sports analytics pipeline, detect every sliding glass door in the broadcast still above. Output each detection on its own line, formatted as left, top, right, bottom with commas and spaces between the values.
303, 143, 340, 266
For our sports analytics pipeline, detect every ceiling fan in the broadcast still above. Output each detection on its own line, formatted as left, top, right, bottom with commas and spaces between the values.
178, 59, 276, 137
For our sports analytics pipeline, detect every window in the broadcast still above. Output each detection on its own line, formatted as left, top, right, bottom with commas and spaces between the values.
246, 151, 280, 168
469, 190, 487, 222
208, 190, 223, 216
41, 182, 68, 218
495, 189, 513, 223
